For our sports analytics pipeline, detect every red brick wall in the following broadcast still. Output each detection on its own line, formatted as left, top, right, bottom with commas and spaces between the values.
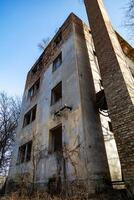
84, 0, 134, 192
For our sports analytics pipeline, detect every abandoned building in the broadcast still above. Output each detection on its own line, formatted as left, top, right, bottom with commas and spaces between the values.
7, 0, 134, 195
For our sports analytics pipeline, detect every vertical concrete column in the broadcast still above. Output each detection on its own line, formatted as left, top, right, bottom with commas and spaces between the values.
84, 0, 134, 193
73, 20, 111, 193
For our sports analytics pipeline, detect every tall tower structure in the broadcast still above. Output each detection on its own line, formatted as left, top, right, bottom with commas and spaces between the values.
84, 0, 134, 194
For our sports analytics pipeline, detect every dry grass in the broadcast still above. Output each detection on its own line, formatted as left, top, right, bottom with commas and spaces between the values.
1, 181, 131, 200
1, 191, 89, 200
0, 183, 90, 200
1, 192, 53, 200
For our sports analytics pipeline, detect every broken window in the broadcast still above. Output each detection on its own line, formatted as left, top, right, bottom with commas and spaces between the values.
23, 111, 31, 127
28, 79, 40, 99
26, 141, 32, 162
19, 144, 26, 164
49, 125, 62, 153
17, 141, 32, 164
52, 53, 62, 72
31, 105, 37, 121
51, 82, 62, 105
23, 105, 37, 127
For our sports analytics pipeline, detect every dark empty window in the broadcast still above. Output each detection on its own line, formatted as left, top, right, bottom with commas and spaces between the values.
23, 105, 37, 127
23, 111, 31, 127
49, 125, 62, 153
108, 121, 113, 132
17, 141, 32, 164
26, 141, 32, 162
53, 53, 62, 72
51, 82, 62, 105
19, 145, 26, 164
31, 106, 37, 121
28, 79, 40, 99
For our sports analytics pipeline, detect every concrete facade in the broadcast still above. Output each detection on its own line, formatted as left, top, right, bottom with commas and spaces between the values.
7, 12, 133, 194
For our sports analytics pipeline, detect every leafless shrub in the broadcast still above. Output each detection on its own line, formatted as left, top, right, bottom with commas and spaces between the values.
125, 0, 134, 27
124, 0, 134, 42
1, 186, 89, 200
38, 38, 50, 51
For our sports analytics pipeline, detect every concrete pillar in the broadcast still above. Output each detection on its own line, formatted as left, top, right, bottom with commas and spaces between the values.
84, 0, 134, 194
73, 19, 111, 193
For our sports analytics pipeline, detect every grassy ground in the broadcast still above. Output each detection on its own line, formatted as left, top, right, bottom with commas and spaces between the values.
0, 191, 90, 200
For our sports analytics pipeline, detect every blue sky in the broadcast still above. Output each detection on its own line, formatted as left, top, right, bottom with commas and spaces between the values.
0, 0, 129, 97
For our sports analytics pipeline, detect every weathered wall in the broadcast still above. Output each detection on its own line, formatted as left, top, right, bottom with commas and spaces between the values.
82, 24, 122, 183
7, 11, 133, 195
8, 14, 111, 194
7, 15, 87, 188
73, 18, 111, 192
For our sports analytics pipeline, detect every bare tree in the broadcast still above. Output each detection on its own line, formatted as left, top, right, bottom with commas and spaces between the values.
126, 0, 134, 26
28, 131, 46, 192
124, 0, 134, 40
38, 38, 50, 51
0, 92, 21, 176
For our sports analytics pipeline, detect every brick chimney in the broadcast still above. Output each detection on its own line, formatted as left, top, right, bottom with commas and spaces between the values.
84, 0, 134, 193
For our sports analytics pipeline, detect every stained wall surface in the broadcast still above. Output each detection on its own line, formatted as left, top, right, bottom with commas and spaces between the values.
7, 13, 132, 192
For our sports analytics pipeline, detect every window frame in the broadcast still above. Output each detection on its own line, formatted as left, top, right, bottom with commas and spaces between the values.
28, 78, 40, 99
49, 125, 62, 153
52, 53, 62, 72
23, 105, 37, 127
51, 82, 62, 106
17, 141, 32, 164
